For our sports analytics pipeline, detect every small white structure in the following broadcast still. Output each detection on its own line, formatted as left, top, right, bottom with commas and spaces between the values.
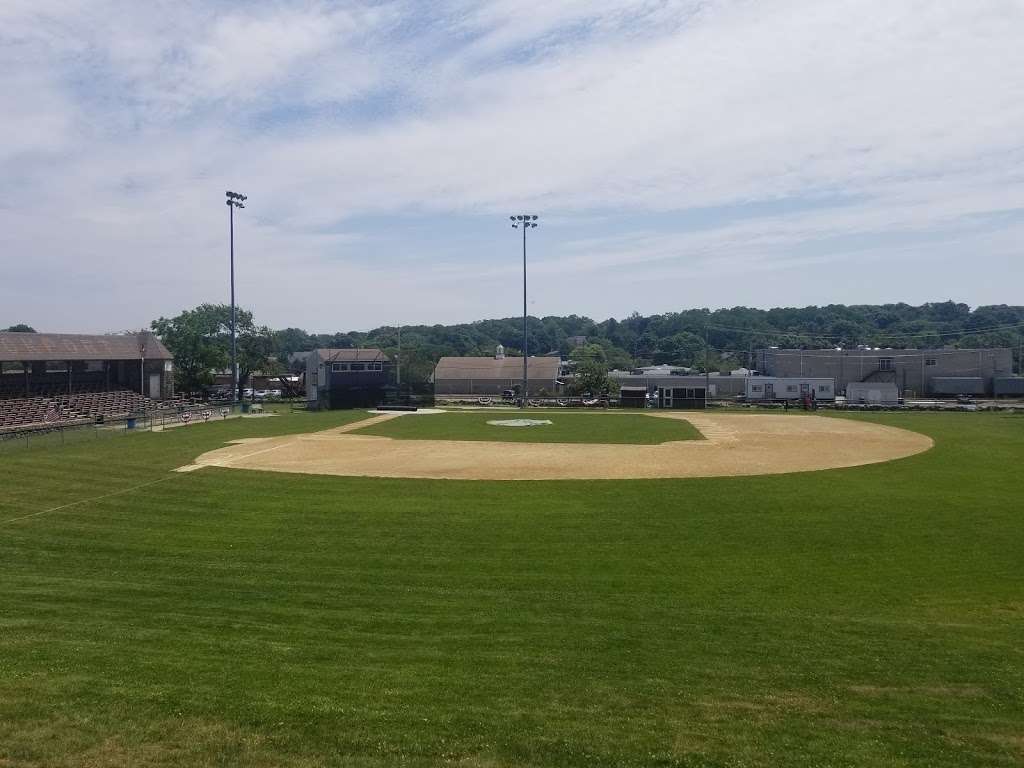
846, 382, 900, 406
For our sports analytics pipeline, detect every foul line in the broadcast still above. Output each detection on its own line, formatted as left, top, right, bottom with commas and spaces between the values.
0, 475, 177, 527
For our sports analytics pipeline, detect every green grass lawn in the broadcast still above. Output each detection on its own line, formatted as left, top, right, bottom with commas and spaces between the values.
1, 410, 1022, 767
352, 409, 703, 444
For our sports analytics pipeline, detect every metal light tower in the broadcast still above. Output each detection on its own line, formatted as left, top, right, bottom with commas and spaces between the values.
226, 190, 247, 405
510, 214, 538, 409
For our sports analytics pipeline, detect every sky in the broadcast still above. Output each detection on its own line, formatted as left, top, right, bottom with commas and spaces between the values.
2, 0, 1023, 334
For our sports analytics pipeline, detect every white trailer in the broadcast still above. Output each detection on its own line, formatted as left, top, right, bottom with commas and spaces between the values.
845, 382, 899, 406
745, 377, 835, 402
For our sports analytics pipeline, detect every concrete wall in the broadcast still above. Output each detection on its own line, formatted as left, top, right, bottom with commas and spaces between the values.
760, 348, 1013, 396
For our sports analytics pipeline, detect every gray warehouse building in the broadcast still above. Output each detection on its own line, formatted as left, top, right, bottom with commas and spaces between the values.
759, 347, 1013, 397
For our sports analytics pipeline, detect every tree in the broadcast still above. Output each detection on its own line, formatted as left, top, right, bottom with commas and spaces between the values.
151, 303, 278, 399
238, 325, 282, 396
151, 306, 229, 394
4, 324, 36, 333
569, 343, 606, 365
274, 327, 313, 363
567, 344, 616, 397
568, 357, 615, 397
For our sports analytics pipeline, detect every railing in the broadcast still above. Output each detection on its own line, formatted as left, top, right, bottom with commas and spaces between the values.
0, 403, 233, 454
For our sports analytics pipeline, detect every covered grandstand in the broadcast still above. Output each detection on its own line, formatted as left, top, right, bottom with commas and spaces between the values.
0, 331, 176, 431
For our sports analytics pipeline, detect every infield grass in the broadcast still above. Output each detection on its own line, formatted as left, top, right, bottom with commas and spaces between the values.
0, 410, 1022, 767
352, 409, 703, 444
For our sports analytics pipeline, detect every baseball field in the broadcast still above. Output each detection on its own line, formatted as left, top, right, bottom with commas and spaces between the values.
1, 408, 1022, 767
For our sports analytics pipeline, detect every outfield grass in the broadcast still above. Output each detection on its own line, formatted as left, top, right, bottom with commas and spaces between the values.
353, 409, 703, 444
1, 410, 1022, 767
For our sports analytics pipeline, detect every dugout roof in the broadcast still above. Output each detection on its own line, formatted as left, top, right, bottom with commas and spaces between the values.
0, 331, 172, 362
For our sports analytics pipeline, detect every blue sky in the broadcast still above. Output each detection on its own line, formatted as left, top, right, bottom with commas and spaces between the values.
1, 0, 1023, 333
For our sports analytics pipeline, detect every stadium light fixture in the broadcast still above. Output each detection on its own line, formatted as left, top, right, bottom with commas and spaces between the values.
510, 213, 539, 408
226, 190, 247, 406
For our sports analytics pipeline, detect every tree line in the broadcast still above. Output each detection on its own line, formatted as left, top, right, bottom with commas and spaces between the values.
8, 301, 1024, 393
138, 300, 1024, 394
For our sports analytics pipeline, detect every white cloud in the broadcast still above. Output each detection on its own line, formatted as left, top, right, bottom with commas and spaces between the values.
1, 0, 1022, 331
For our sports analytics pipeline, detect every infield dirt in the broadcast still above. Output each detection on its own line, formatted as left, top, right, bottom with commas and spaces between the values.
178, 412, 933, 480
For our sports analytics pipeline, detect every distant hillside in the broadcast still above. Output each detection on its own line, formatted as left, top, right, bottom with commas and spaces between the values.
275, 302, 1024, 381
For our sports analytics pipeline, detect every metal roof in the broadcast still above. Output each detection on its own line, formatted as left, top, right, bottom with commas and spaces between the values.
434, 356, 560, 380
0, 331, 172, 362
313, 348, 388, 363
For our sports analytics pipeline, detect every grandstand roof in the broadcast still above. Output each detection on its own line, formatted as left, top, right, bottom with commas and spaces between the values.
0, 331, 172, 362
434, 356, 560, 380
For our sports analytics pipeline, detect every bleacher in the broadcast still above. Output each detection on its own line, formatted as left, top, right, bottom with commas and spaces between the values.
0, 389, 202, 431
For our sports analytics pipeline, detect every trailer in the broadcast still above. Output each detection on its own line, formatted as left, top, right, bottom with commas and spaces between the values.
930, 377, 985, 396
745, 377, 835, 402
994, 377, 1024, 397
846, 381, 900, 406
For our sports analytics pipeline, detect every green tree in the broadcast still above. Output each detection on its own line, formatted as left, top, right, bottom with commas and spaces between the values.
151, 304, 278, 399
151, 305, 229, 394
3, 324, 36, 332
568, 358, 615, 397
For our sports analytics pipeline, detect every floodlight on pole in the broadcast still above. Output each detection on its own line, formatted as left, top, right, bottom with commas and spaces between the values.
510, 214, 539, 409
225, 190, 247, 406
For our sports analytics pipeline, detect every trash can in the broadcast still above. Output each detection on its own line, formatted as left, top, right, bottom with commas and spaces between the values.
126, 417, 137, 430
241, 402, 251, 414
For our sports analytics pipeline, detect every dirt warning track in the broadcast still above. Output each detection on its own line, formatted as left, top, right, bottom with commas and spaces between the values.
177, 412, 933, 480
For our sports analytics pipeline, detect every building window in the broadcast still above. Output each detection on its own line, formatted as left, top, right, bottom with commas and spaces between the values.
818, 385, 829, 392
350, 363, 366, 372
371, 361, 383, 371
332, 363, 349, 372
751, 384, 762, 392
878, 357, 894, 371
925, 358, 937, 366
786, 385, 798, 393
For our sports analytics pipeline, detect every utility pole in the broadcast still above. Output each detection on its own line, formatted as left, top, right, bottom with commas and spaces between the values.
396, 324, 402, 388
704, 326, 710, 406
226, 191, 247, 405
510, 214, 538, 409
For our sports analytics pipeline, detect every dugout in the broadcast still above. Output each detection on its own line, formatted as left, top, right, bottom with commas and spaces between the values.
307, 348, 390, 409
619, 386, 648, 408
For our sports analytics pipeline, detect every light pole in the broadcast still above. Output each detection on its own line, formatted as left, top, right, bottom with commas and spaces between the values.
226, 190, 246, 405
510, 214, 538, 409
